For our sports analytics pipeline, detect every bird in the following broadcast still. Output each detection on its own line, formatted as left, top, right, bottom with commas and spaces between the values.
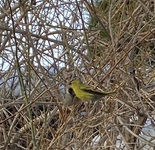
70, 79, 115, 101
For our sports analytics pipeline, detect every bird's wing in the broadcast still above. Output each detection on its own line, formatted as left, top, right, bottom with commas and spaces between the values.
80, 85, 103, 94
80, 85, 92, 91
80, 85, 115, 95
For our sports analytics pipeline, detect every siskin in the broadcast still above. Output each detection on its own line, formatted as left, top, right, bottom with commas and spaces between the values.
70, 79, 115, 101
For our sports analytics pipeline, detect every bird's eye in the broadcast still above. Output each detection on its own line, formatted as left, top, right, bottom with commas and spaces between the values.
68, 87, 75, 96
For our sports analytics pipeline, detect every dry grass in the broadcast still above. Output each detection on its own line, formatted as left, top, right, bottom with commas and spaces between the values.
0, 0, 155, 149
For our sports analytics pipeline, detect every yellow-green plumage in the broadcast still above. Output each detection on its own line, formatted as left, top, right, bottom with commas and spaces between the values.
71, 79, 114, 101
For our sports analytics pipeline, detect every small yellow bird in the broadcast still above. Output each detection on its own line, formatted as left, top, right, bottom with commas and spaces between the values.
70, 79, 115, 101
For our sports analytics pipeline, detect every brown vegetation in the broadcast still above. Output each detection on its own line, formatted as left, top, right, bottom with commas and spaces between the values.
0, 0, 155, 149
